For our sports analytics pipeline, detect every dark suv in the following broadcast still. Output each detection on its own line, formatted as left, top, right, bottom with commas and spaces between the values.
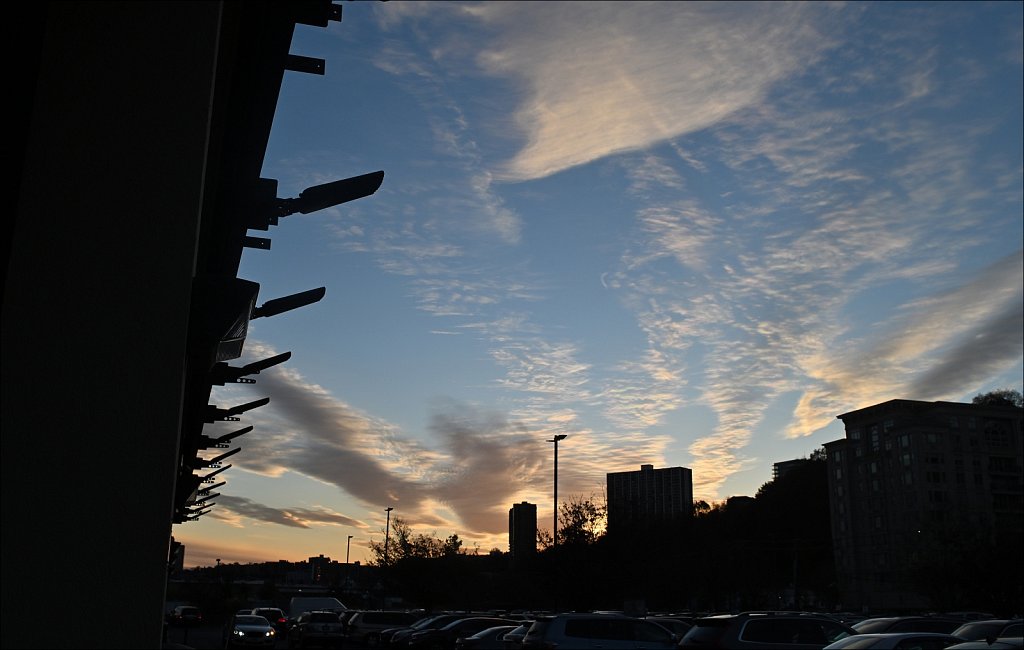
522, 613, 679, 649
289, 610, 346, 648
167, 605, 203, 627
679, 612, 857, 650
344, 610, 420, 645
853, 616, 966, 635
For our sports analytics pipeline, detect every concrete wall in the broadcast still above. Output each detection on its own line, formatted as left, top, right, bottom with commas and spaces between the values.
3, 3, 221, 646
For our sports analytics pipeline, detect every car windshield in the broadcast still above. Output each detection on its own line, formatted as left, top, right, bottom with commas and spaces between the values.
310, 613, 339, 623
411, 616, 440, 629
236, 616, 268, 625
506, 624, 529, 637
853, 618, 898, 634
828, 637, 893, 649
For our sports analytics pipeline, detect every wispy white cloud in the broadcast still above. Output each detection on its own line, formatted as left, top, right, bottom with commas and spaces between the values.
787, 250, 1024, 437
590, 2, 1023, 498
252, 1, 1023, 521
466, 2, 838, 181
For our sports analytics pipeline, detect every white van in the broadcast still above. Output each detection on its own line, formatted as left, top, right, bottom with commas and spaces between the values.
288, 596, 347, 620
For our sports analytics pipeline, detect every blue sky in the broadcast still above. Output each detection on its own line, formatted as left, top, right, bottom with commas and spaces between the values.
175, 1, 1023, 568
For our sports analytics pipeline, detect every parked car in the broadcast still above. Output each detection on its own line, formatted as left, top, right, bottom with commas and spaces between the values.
252, 607, 290, 634
946, 639, 1024, 650
522, 613, 679, 649
373, 615, 433, 648
225, 614, 278, 649
167, 605, 203, 627
346, 610, 422, 645
679, 611, 858, 649
645, 615, 692, 636
454, 625, 518, 650
823, 632, 965, 649
407, 617, 515, 650
945, 613, 997, 622
289, 610, 346, 648
951, 619, 1023, 641
388, 614, 469, 647
853, 618, 965, 635
499, 623, 530, 648
288, 597, 347, 622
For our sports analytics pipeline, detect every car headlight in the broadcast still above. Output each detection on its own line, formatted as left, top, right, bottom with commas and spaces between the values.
233, 629, 245, 637
266, 630, 275, 637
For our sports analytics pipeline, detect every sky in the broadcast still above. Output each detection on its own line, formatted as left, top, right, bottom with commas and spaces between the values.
174, 1, 1023, 569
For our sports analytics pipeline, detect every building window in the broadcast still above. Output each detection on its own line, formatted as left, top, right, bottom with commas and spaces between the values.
901, 453, 912, 467
985, 424, 1011, 448
990, 456, 1016, 472
903, 473, 913, 486
835, 467, 842, 480
832, 450, 842, 462
993, 493, 1020, 509
967, 417, 976, 430
926, 433, 938, 444
849, 428, 861, 440
884, 419, 894, 432
900, 434, 910, 448
949, 416, 959, 428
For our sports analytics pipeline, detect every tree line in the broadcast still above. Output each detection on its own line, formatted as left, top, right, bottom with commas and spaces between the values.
364, 450, 837, 613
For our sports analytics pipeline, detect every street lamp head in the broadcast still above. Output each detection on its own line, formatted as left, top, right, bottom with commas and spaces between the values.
548, 434, 567, 442
385, 507, 394, 512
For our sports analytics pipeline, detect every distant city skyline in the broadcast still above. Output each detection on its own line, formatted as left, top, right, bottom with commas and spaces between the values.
175, 1, 1023, 569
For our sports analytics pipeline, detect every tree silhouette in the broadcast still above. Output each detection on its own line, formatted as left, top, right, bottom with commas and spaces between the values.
972, 388, 1024, 408
557, 493, 606, 546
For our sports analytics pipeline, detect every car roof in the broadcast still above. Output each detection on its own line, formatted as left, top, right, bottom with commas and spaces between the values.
947, 640, 1024, 650
538, 612, 632, 619
847, 633, 963, 638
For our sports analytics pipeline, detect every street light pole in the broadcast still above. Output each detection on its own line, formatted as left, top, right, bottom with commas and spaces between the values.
384, 507, 394, 566
547, 435, 567, 548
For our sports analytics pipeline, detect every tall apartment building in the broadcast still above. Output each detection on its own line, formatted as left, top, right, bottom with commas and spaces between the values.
606, 464, 693, 530
508, 501, 537, 566
773, 458, 812, 481
826, 399, 1023, 610
309, 554, 333, 584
